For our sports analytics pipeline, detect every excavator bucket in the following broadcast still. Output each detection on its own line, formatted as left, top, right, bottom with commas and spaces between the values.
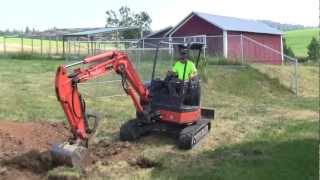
50, 112, 100, 167
50, 142, 90, 168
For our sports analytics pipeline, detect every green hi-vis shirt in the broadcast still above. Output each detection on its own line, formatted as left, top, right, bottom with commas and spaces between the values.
172, 60, 197, 80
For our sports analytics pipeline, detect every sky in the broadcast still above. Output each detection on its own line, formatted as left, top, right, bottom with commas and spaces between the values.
0, 0, 318, 31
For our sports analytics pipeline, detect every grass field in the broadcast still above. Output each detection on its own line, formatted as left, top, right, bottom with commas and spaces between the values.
0, 58, 318, 179
0, 36, 129, 55
0, 36, 63, 47
284, 28, 319, 57
0, 36, 64, 54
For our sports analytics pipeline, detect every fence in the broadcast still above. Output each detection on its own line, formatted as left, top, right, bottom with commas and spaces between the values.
0, 35, 64, 56
64, 39, 299, 99
65, 40, 174, 99
0, 34, 299, 95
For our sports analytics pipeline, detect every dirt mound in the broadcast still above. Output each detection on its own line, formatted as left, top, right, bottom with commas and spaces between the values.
0, 121, 151, 180
0, 121, 70, 158
129, 156, 161, 169
89, 140, 159, 169
0, 121, 70, 180
89, 141, 137, 165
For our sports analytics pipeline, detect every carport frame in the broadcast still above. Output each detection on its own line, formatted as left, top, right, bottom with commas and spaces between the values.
62, 27, 140, 56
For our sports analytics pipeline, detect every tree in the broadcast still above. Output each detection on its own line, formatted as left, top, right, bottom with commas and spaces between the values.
282, 38, 295, 58
307, 37, 320, 61
105, 6, 152, 39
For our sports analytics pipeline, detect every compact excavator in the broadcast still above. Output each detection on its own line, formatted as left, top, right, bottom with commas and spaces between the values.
51, 43, 214, 167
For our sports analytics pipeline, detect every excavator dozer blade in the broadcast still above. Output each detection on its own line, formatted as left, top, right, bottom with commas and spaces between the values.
201, 108, 215, 120
50, 142, 90, 168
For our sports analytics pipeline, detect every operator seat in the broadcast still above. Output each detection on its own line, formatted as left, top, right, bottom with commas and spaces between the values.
150, 76, 200, 113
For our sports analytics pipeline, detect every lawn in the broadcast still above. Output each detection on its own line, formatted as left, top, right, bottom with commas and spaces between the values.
0, 58, 318, 179
284, 28, 319, 57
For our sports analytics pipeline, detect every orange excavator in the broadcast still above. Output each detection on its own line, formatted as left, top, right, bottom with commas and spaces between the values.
51, 43, 214, 167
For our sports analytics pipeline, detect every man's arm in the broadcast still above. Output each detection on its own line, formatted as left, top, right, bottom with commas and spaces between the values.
168, 62, 178, 77
189, 62, 197, 79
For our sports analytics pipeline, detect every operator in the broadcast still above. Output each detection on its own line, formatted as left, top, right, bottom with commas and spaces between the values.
167, 47, 197, 96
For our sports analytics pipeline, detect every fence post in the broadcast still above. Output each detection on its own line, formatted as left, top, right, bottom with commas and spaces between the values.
73, 40, 76, 55
40, 37, 43, 56
223, 30, 228, 58
77, 41, 80, 56
87, 41, 90, 55
203, 35, 206, 58
3, 36, 6, 54
55, 36, 58, 55
68, 40, 71, 58
142, 39, 145, 50
240, 34, 244, 64
169, 36, 173, 56
21, 36, 24, 54
62, 36, 65, 57
49, 37, 52, 56
31, 38, 33, 54
294, 59, 299, 96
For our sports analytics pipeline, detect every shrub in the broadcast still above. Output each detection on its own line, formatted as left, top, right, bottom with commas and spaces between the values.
282, 38, 295, 58
296, 56, 309, 63
307, 37, 320, 61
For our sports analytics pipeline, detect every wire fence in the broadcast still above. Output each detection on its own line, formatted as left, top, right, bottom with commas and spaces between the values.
0, 34, 299, 96
0, 35, 64, 56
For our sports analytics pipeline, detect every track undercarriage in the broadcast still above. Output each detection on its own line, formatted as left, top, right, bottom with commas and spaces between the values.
120, 108, 214, 149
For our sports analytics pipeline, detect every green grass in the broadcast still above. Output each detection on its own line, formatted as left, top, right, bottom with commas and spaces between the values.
284, 28, 319, 57
0, 58, 318, 179
251, 64, 319, 97
0, 58, 65, 121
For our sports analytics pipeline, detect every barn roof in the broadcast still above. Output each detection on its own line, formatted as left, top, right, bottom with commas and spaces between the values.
143, 26, 172, 38
168, 12, 283, 36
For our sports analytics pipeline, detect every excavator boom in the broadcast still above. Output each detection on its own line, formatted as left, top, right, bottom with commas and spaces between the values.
55, 51, 149, 140
53, 51, 149, 166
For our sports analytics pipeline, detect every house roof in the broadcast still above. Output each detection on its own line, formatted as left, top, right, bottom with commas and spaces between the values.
63, 27, 139, 37
168, 12, 283, 36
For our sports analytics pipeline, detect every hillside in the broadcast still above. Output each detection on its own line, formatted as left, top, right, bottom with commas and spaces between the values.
259, 20, 306, 31
284, 28, 319, 57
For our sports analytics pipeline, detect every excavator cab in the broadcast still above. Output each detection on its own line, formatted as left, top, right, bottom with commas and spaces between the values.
148, 42, 204, 124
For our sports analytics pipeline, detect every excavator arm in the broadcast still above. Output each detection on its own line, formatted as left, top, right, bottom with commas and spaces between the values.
55, 51, 149, 141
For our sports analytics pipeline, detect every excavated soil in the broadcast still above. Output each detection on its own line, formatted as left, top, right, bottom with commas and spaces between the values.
0, 121, 70, 180
0, 121, 152, 180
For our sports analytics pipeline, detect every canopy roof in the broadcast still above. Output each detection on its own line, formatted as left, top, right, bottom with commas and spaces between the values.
63, 27, 140, 37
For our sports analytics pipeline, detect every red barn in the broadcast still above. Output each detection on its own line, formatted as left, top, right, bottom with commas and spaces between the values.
166, 12, 284, 64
